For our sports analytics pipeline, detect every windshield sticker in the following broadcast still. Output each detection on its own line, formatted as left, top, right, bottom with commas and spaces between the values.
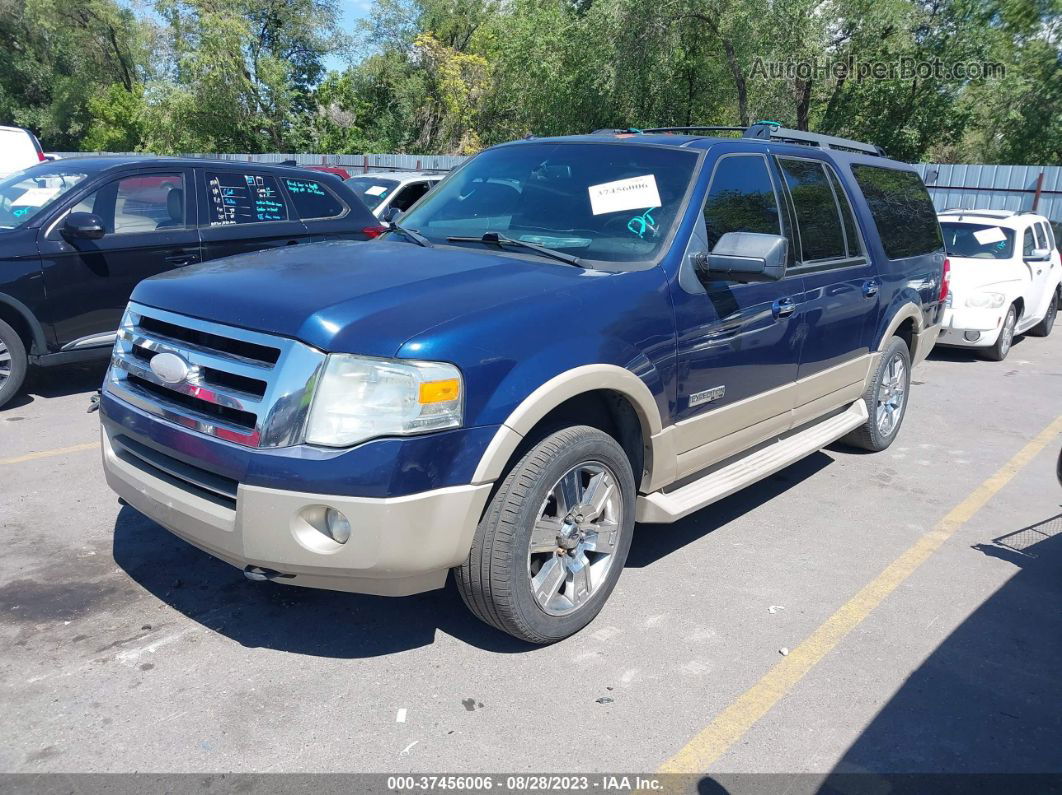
365, 185, 389, 196
588, 174, 661, 216
12, 186, 61, 207
973, 226, 1007, 245
626, 208, 658, 239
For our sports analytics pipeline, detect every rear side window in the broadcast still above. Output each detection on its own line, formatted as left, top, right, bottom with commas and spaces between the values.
825, 166, 862, 258
851, 165, 942, 259
1033, 222, 1047, 250
703, 155, 782, 250
778, 158, 846, 261
206, 172, 287, 225
283, 177, 345, 219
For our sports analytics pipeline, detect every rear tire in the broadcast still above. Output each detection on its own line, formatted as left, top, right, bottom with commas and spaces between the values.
0, 318, 28, 410
1028, 289, 1058, 337
456, 425, 635, 644
842, 335, 911, 452
982, 304, 1017, 360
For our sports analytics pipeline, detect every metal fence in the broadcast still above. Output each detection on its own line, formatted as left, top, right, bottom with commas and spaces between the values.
53, 152, 1061, 221
52, 151, 469, 174
914, 163, 1060, 222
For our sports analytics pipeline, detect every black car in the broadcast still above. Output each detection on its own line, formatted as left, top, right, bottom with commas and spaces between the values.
0, 157, 383, 407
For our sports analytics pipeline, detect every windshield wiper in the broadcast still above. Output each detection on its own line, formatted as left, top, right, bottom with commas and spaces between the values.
388, 223, 432, 248
447, 232, 585, 268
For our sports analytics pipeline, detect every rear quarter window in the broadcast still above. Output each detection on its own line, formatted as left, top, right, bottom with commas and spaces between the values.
283, 177, 346, 219
851, 165, 943, 260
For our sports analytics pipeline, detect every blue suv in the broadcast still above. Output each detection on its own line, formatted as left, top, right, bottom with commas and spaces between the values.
99, 124, 947, 643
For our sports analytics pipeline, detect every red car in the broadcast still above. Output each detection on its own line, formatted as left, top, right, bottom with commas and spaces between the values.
304, 165, 351, 180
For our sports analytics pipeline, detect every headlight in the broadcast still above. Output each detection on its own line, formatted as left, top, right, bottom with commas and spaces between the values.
304, 355, 463, 447
965, 292, 1006, 309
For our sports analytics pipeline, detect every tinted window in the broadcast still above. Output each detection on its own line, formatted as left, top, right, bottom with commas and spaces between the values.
206, 172, 287, 225
825, 166, 862, 258
400, 142, 699, 264
283, 177, 344, 219
391, 182, 432, 212
940, 222, 1015, 260
345, 177, 400, 210
778, 158, 845, 261
1033, 222, 1047, 250
1023, 228, 1035, 256
703, 155, 781, 250
851, 165, 943, 259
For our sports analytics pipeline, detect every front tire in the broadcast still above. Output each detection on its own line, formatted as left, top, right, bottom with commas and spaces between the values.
982, 304, 1017, 361
842, 335, 911, 452
456, 425, 636, 644
1028, 289, 1058, 337
0, 318, 28, 410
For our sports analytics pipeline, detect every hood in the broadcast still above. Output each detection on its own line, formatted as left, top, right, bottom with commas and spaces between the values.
947, 256, 1024, 296
132, 239, 595, 356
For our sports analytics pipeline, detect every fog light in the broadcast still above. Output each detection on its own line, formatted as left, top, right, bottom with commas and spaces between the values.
324, 508, 352, 544
964, 330, 981, 342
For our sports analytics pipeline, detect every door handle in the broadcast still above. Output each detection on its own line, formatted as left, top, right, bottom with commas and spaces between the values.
165, 253, 199, 266
862, 279, 881, 298
772, 297, 796, 318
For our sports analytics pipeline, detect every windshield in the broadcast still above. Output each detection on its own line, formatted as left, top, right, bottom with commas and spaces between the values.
345, 177, 400, 210
940, 222, 1015, 260
398, 143, 699, 264
0, 167, 91, 229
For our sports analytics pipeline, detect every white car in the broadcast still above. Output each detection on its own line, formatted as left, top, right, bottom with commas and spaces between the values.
0, 125, 46, 178
344, 171, 443, 218
937, 210, 1060, 360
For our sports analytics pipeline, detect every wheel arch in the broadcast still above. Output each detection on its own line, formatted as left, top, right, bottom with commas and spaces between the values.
0, 293, 48, 357
471, 365, 664, 488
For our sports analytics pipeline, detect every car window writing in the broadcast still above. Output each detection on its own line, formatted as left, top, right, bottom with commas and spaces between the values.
207, 172, 287, 225
702, 156, 782, 251
284, 178, 344, 219
851, 165, 942, 260
778, 158, 846, 262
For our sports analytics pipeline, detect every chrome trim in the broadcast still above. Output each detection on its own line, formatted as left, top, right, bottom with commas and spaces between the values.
61, 331, 117, 351
104, 302, 327, 448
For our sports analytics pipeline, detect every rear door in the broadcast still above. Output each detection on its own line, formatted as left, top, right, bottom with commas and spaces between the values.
196, 168, 308, 260
279, 174, 379, 241
1023, 222, 1053, 319
38, 167, 199, 349
775, 155, 881, 419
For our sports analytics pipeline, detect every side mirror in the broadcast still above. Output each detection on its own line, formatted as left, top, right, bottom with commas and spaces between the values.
380, 206, 403, 225
1026, 247, 1051, 262
696, 232, 788, 282
62, 212, 106, 240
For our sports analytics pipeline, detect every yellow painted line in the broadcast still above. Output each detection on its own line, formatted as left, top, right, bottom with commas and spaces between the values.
659, 413, 1062, 774
0, 441, 100, 466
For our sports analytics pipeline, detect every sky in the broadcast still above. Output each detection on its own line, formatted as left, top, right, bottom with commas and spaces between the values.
324, 0, 376, 72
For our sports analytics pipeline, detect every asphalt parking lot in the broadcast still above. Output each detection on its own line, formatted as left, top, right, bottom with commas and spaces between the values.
1, 333, 1060, 778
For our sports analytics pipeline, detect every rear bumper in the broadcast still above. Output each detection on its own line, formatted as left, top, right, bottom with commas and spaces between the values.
102, 426, 492, 596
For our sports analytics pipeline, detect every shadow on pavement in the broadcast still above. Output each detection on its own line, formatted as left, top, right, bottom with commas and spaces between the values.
3, 361, 108, 410
825, 512, 1062, 774
112, 453, 834, 658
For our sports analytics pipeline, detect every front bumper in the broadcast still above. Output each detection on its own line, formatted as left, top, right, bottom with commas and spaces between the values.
937, 307, 1004, 348
102, 426, 492, 596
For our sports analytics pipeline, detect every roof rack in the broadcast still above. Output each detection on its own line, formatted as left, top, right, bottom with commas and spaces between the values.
938, 209, 1016, 218
744, 122, 886, 156
589, 122, 886, 156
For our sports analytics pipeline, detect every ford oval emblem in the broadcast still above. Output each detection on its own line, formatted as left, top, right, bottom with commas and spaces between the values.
149, 352, 190, 384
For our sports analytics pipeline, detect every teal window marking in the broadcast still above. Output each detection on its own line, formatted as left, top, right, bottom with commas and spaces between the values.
627, 207, 658, 239
12, 207, 30, 218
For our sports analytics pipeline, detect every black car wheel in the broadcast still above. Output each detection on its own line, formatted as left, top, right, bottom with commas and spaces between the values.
0, 317, 28, 409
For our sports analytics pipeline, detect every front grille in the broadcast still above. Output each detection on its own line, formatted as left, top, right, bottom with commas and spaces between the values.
106, 302, 327, 448
112, 433, 238, 507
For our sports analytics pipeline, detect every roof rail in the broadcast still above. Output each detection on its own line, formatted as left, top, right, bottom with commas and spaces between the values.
743, 122, 886, 157
639, 126, 746, 135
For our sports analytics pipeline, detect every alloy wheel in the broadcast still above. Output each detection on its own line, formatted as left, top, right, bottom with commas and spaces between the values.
999, 309, 1015, 357
527, 462, 623, 616
0, 339, 10, 386
875, 353, 907, 438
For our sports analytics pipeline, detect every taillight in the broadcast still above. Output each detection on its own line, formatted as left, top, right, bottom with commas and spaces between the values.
362, 225, 387, 239
939, 257, 950, 302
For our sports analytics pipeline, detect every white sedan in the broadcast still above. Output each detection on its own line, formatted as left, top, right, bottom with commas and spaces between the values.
936, 210, 1060, 360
